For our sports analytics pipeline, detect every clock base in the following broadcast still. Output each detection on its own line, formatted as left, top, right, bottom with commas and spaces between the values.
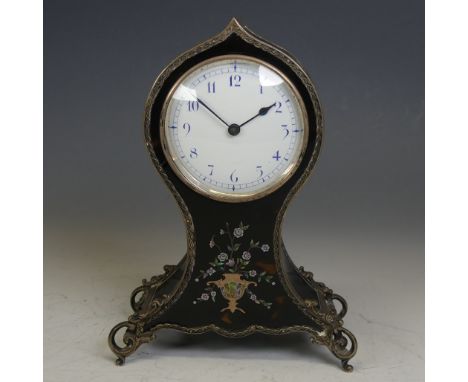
108, 253, 357, 372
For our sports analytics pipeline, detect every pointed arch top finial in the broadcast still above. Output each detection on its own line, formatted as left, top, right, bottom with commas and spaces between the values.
223, 17, 246, 35
228, 17, 241, 27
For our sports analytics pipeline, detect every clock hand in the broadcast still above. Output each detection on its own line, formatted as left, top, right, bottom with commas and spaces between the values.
238, 102, 276, 128
196, 97, 230, 128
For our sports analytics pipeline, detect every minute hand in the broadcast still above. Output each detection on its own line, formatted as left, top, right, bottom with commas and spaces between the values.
238, 102, 276, 128
196, 97, 230, 128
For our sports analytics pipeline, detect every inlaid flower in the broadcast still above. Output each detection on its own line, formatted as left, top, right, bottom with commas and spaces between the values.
261, 244, 270, 252
233, 227, 244, 238
218, 253, 228, 261
196, 221, 273, 313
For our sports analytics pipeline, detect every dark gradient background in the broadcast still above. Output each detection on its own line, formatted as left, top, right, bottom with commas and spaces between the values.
44, 1, 424, 381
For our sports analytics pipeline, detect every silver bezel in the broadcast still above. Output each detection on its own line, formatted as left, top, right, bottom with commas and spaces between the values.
159, 54, 309, 203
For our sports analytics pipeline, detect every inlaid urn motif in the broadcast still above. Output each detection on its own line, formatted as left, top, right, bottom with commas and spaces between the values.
193, 221, 276, 313
208, 273, 257, 313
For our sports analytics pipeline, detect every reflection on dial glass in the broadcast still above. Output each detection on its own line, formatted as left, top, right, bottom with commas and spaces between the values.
163, 55, 307, 200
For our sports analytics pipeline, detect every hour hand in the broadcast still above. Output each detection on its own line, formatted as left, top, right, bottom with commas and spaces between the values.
196, 97, 230, 128
238, 102, 276, 128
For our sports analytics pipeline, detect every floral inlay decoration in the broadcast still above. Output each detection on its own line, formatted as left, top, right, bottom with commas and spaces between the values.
193, 222, 275, 314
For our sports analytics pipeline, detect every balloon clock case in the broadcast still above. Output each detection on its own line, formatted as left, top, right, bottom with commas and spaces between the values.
108, 18, 358, 371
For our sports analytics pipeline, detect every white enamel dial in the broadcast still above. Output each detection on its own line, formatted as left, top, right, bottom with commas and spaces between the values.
162, 55, 307, 201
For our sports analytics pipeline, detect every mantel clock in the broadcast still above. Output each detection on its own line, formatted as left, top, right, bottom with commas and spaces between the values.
108, 18, 358, 371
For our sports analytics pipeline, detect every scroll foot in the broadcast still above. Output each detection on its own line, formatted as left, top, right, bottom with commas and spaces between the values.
115, 356, 125, 366
341, 360, 353, 372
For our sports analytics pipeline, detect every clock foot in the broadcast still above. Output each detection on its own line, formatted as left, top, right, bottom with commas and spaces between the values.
109, 259, 187, 364
295, 264, 357, 372
341, 360, 353, 372
108, 320, 154, 365
115, 356, 125, 366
